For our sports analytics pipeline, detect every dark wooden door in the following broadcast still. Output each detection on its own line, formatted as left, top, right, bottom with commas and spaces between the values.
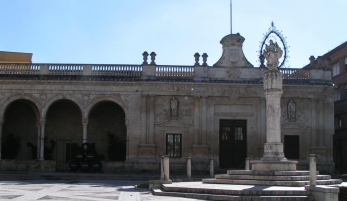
219, 120, 247, 168
284, 135, 299, 159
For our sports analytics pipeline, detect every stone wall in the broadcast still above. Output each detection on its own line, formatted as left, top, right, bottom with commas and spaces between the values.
0, 77, 334, 172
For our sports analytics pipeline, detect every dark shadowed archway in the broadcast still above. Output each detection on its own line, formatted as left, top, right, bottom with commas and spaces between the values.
45, 99, 82, 169
2, 100, 40, 160
88, 101, 126, 161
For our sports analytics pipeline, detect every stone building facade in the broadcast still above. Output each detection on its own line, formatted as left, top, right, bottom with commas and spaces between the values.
0, 34, 334, 172
304, 41, 347, 173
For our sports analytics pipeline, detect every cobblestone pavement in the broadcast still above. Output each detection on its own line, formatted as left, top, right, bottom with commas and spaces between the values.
0, 180, 199, 201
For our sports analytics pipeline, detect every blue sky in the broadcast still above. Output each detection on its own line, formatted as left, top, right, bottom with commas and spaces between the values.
1, 0, 346, 68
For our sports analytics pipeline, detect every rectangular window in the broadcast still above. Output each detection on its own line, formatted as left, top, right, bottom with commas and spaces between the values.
166, 134, 182, 158
334, 88, 341, 101
345, 57, 347, 70
332, 62, 340, 76
235, 127, 243, 140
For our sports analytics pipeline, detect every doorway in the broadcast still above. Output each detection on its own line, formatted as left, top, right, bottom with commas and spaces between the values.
219, 119, 247, 168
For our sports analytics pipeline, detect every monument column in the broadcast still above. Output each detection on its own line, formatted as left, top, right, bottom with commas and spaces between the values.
251, 40, 297, 171
262, 70, 285, 159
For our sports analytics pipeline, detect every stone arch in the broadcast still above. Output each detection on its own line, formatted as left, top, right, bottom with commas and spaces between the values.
1, 94, 41, 122
84, 95, 128, 119
41, 94, 83, 119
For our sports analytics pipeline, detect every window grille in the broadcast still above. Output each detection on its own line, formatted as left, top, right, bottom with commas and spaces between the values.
166, 134, 182, 158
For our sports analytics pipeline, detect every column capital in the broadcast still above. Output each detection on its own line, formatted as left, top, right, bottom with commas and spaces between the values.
40, 118, 46, 124
82, 118, 88, 124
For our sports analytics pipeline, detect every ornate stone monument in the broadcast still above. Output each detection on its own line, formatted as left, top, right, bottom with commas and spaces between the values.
250, 41, 298, 171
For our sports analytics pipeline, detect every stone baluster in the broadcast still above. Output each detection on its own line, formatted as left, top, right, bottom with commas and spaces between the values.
39, 119, 46, 160
187, 157, 191, 178
150, 52, 156, 65
161, 156, 171, 182
310, 154, 316, 186
245, 158, 250, 170
210, 158, 214, 177
142, 51, 149, 65
202, 53, 208, 66
82, 118, 88, 143
194, 53, 200, 66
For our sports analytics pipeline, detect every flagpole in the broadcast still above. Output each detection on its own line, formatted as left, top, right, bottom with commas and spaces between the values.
230, 0, 232, 34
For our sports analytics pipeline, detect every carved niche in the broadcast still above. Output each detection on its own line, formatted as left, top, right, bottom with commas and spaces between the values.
156, 96, 193, 126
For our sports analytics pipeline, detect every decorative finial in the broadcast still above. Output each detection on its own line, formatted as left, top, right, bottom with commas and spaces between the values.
271, 21, 274, 27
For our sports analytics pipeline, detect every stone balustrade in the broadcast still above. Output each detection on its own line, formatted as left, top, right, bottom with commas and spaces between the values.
0, 63, 331, 82
155, 65, 194, 77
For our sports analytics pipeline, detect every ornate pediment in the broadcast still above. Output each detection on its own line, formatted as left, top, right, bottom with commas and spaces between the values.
281, 122, 307, 130
157, 120, 191, 128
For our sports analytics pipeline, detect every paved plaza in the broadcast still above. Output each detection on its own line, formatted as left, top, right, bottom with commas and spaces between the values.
0, 180, 199, 201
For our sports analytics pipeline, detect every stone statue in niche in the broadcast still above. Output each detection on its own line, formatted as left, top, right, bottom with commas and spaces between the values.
263, 40, 283, 70
287, 100, 296, 121
170, 97, 179, 118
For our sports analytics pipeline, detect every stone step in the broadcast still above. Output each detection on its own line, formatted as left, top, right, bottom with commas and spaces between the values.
216, 174, 331, 181
161, 182, 310, 196
227, 170, 319, 176
203, 178, 343, 186
153, 189, 315, 201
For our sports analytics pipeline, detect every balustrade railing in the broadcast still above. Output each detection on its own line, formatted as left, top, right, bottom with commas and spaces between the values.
156, 65, 194, 77
92, 65, 142, 76
280, 68, 310, 79
0, 63, 317, 81
0, 63, 40, 74
48, 64, 84, 75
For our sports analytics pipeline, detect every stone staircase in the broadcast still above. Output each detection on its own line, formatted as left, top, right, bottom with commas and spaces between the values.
203, 170, 342, 186
152, 170, 342, 200
153, 181, 314, 201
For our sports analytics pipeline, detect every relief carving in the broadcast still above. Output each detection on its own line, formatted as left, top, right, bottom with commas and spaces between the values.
226, 67, 240, 79
181, 109, 193, 125
287, 100, 296, 121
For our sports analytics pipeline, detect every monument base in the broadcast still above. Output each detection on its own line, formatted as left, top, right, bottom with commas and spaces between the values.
250, 159, 298, 171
